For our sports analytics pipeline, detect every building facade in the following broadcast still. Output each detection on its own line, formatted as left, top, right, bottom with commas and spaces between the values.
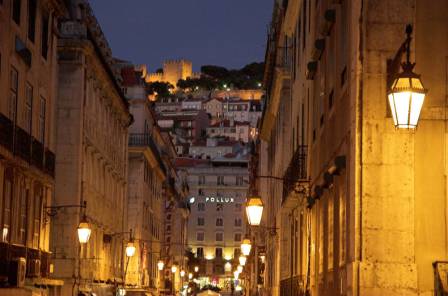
177, 154, 249, 291
258, 0, 448, 296
0, 0, 66, 295
51, 2, 132, 295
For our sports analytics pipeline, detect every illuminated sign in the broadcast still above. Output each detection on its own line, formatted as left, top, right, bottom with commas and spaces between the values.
206, 197, 234, 203
189, 196, 235, 203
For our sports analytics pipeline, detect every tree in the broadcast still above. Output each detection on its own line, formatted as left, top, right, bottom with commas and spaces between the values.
146, 81, 174, 98
201, 65, 229, 80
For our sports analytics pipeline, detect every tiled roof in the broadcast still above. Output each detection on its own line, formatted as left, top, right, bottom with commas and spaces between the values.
120, 67, 140, 86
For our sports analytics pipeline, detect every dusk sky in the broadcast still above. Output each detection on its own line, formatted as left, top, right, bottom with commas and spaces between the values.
89, 0, 273, 72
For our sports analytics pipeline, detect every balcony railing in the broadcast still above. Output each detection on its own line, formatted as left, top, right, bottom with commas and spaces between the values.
280, 276, 304, 296
129, 133, 166, 175
283, 145, 307, 202
0, 243, 52, 280
0, 113, 14, 151
0, 112, 55, 177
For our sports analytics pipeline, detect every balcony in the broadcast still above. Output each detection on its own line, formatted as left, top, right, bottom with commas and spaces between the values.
280, 276, 304, 296
0, 243, 52, 280
0, 113, 14, 151
129, 133, 166, 175
0, 112, 55, 177
282, 145, 307, 203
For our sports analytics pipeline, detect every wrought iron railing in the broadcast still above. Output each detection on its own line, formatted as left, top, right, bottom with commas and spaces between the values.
0, 112, 55, 177
0, 113, 14, 151
129, 133, 166, 175
280, 275, 304, 296
31, 138, 44, 169
434, 261, 448, 296
283, 145, 308, 202
44, 149, 56, 177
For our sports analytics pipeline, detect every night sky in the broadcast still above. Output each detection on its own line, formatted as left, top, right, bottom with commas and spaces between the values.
89, 0, 273, 72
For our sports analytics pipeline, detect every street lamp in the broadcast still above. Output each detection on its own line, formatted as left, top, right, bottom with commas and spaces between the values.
125, 241, 136, 257
157, 260, 165, 271
180, 270, 186, 277
237, 265, 243, 273
77, 216, 91, 244
239, 256, 247, 266
188, 273, 193, 280
388, 24, 427, 129
241, 238, 252, 256
245, 196, 264, 226
171, 265, 178, 273
234, 271, 239, 280
194, 266, 199, 273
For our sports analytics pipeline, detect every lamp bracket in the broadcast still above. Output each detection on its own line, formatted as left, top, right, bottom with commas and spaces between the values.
387, 24, 413, 88
45, 201, 87, 217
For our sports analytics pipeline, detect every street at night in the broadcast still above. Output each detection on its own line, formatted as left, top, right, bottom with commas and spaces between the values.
0, 0, 448, 296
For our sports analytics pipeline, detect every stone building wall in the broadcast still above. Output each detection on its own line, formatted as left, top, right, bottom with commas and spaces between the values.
52, 6, 131, 295
0, 0, 66, 295
260, 0, 448, 296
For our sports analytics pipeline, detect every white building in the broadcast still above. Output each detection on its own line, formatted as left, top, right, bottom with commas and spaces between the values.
176, 153, 249, 289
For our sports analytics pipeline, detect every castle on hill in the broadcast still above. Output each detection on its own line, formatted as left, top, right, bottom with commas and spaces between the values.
146, 59, 200, 88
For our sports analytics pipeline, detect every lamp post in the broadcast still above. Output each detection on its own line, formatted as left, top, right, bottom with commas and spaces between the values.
171, 264, 178, 295
387, 24, 428, 129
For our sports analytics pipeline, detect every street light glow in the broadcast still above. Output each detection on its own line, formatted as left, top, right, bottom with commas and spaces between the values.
125, 241, 136, 257
77, 218, 91, 244
241, 239, 252, 256
246, 196, 264, 226
239, 256, 247, 266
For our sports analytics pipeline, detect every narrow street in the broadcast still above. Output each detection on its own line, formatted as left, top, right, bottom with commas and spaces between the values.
1, 0, 448, 296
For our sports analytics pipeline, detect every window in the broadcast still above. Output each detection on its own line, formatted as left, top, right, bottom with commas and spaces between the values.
217, 176, 224, 185
234, 218, 242, 227
24, 83, 33, 133
38, 97, 45, 143
27, 0, 37, 42
216, 203, 223, 212
197, 247, 204, 258
235, 203, 242, 212
197, 232, 204, 241
234, 233, 242, 242
216, 218, 223, 227
9, 67, 18, 121
198, 175, 205, 185
236, 176, 243, 186
18, 184, 27, 245
197, 217, 205, 226
1, 169, 13, 243
32, 183, 42, 248
215, 232, 223, 242
215, 248, 223, 258
41, 14, 49, 59
12, 0, 21, 25
197, 203, 205, 211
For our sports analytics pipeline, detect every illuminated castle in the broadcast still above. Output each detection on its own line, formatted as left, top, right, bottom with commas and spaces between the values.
146, 59, 200, 88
